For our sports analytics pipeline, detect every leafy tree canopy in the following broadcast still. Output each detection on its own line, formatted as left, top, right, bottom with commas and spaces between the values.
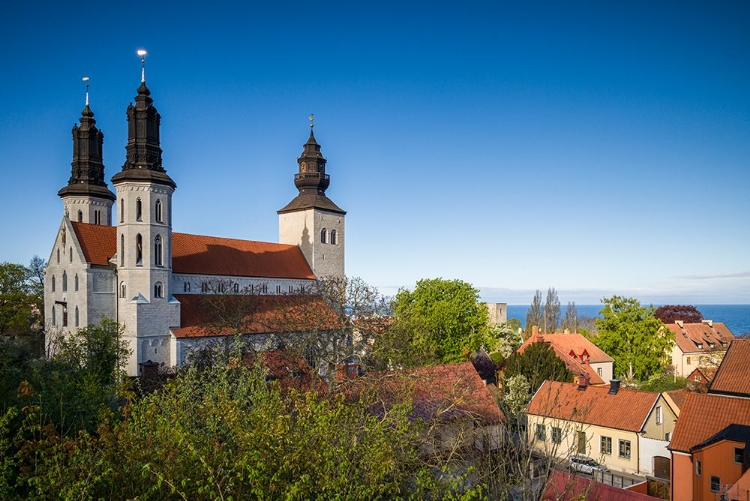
654, 305, 703, 324
388, 278, 492, 365
592, 296, 674, 381
503, 341, 572, 394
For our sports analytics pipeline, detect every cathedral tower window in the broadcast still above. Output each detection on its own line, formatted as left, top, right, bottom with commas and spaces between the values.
57, 248, 60, 263
136, 198, 142, 221
155, 199, 163, 223
184, 282, 191, 293
321, 228, 327, 244
120, 199, 125, 223
330, 229, 337, 245
52, 275, 56, 292
62, 272, 68, 292
120, 282, 126, 298
74, 274, 79, 291
62, 304, 68, 327
155, 235, 163, 267
52, 306, 56, 325
94, 210, 101, 225
136, 234, 143, 265
75, 306, 79, 327
201, 282, 209, 293
218, 282, 226, 293
120, 234, 125, 266
77, 210, 83, 222
233, 283, 239, 293
154, 282, 163, 298
69, 247, 73, 262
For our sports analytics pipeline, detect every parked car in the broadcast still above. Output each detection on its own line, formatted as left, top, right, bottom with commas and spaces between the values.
568, 455, 608, 475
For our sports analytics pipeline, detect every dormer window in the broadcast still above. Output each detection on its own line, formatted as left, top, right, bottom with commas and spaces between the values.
696, 343, 703, 349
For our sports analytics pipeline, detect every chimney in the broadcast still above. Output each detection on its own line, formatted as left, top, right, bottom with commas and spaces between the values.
675, 320, 684, 328
532, 325, 539, 336
577, 373, 590, 390
608, 379, 621, 395
702, 319, 713, 328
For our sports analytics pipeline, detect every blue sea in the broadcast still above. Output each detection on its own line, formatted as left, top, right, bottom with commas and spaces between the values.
507, 304, 750, 337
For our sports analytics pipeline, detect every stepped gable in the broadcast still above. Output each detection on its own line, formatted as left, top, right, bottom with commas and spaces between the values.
70, 222, 314, 279
527, 380, 659, 433
709, 338, 750, 397
668, 392, 750, 453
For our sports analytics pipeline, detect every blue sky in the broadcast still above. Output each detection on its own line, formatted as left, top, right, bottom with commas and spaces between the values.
1, 1, 748, 305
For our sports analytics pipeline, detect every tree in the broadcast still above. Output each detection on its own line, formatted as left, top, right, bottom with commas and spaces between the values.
543, 287, 560, 333
654, 305, 703, 324
386, 278, 492, 365
503, 341, 572, 394
561, 301, 578, 333
0, 262, 34, 337
591, 296, 674, 381
524, 290, 543, 339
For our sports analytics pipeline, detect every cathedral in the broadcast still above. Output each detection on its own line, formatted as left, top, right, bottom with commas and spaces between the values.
44, 72, 346, 376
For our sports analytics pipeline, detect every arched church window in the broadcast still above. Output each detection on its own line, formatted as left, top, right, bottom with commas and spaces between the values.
75, 306, 79, 327
52, 306, 56, 326
120, 282, 126, 298
184, 282, 191, 293
330, 229, 337, 245
154, 282, 163, 298
69, 247, 73, 262
52, 275, 56, 292
62, 304, 68, 327
120, 234, 125, 266
321, 228, 327, 244
201, 282, 209, 293
155, 199, 163, 223
120, 199, 125, 223
74, 274, 79, 291
233, 283, 239, 293
155, 235, 163, 267
136, 234, 143, 265
218, 282, 226, 293
57, 248, 60, 264
136, 198, 142, 221
62, 272, 68, 292
78, 210, 83, 222
94, 210, 101, 225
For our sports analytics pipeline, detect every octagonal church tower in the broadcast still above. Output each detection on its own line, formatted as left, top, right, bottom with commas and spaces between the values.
278, 123, 346, 279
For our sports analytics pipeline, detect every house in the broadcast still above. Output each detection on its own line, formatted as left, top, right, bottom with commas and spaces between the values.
668, 394, 750, 501
517, 331, 615, 385
526, 380, 677, 477
45, 73, 346, 376
708, 338, 750, 398
685, 366, 716, 392
665, 320, 734, 378
662, 389, 687, 418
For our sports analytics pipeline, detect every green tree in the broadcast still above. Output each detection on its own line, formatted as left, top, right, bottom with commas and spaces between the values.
0, 262, 34, 337
524, 290, 543, 339
543, 287, 560, 333
591, 296, 674, 381
561, 301, 578, 332
503, 341, 572, 394
386, 278, 492, 365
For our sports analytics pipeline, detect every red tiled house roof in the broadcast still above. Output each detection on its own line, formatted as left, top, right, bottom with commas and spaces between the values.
668, 392, 750, 453
526, 380, 659, 433
71, 222, 314, 279
665, 320, 734, 355
172, 294, 341, 338
709, 338, 750, 397
518, 333, 613, 385
664, 388, 688, 412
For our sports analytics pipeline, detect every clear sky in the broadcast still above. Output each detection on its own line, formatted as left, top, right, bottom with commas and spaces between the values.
1, 1, 748, 305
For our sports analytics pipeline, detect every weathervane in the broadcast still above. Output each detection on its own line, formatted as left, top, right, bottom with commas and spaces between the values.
309, 113, 315, 129
137, 49, 147, 82
82, 76, 90, 106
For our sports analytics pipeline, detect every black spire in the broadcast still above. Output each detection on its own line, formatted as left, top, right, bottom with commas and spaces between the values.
58, 104, 116, 201
111, 82, 175, 188
278, 127, 345, 215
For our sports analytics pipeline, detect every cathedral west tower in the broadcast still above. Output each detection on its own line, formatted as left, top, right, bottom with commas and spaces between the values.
278, 120, 346, 279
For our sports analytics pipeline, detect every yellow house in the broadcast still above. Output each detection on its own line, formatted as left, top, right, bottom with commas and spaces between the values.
526, 380, 678, 477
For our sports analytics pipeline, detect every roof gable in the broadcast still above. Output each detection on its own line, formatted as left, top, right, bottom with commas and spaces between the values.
666, 321, 734, 354
526, 380, 659, 433
518, 334, 611, 385
668, 393, 750, 452
709, 339, 750, 397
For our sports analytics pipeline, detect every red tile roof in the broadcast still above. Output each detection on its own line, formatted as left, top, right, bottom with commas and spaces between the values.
709, 338, 750, 397
518, 333, 612, 385
71, 222, 314, 279
542, 470, 655, 501
526, 380, 659, 433
172, 294, 341, 338
664, 388, 688, 412
665, 321, 734, 355
245, 350, 327, 394
668, 392, 750, 453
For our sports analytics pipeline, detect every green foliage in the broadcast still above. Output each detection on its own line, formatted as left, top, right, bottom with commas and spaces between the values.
543, 288, 560, 333
487, 320, 522, 359
524, 290, 543, 338
592, 296, 674, 381
639, 372, 687, 392
0, 262, 38, 338
501, 374, 531, 420
503, 341, 572, 394
387, 278, 492, 365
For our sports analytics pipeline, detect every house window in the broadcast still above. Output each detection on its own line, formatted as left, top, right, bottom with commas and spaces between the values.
694, 375, 702, 382
136, 198, 142, 221
686, 357, 691, 364
120, 282, 126, 298
330, 229, 337, 245
695, 460, 701, 476
320, 228, 327, 243
136, 234, 143, 265
535, 424, 546, 441
665, 432, 670, 441
184, 282, 191, 293
155, 199, 163, 223
655, 406, 662, 425
618, 440, 631, 459
77, 210, 83, 222
74, 274, 79, 291
154, 282, 163, 298
551, 427, 562, 444
736, 447, 744, 464
52, 275, 56, 292
154, 235, 163, 266
601, 436, 612, 455
62, 272, 68, 292
74, 306, 79, 327
597, 367, 602, 376
710, 476, 720, 493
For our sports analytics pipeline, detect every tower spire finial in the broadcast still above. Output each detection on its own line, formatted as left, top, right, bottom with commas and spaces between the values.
82, 76, 90, 106
137, 49, 147, 83
309, 113, 315, 130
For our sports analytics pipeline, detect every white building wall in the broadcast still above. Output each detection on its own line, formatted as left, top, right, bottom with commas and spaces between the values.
62, 196, 113, 226
279, 208, 344, 279
638, 436, 670, 476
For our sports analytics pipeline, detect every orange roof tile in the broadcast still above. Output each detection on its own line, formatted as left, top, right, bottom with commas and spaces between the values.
70, 222, 315, 279
526, 380, 659, 433
709, 339, 750, 397
518, 334, 611, 385
668, 392, 750, 453
542, 470, 655, 501
172, 294, 342, 338
665, 321, 734, 355
664, 388, 688, 412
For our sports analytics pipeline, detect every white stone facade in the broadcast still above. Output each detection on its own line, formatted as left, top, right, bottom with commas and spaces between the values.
279, 208, 345, 279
